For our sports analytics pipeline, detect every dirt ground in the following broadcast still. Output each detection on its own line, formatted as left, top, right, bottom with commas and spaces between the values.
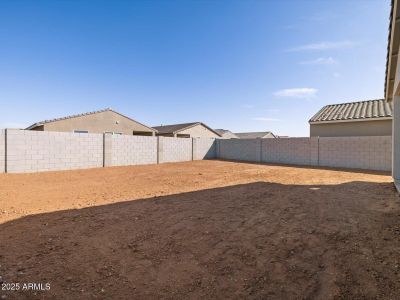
0, 160, 399, 299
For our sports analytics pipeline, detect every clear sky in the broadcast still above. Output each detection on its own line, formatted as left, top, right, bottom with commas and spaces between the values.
0, 0, 390, 136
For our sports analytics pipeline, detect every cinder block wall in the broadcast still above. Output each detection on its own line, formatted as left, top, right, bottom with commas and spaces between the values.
319, 136, 392, 171
159, 137, 192, 163
217, 139, 261, 162
111, 135, 157, 166
0, 130, 218, 173
0, 129, 5, 173
2, 129, 389, 173
262, 138, 313, 165
6, 129, 103, 173
217, 136, 392, 171
193, 138, 216, 160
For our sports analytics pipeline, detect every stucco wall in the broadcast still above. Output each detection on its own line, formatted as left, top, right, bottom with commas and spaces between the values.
158, 137, 193, 163
193, 138, 216, 160
310, 120, 392, 137
179, 124, 220, 138
0, 129, 5, 173
111, 135, 158, 166
38, 110, 154, 135
217, 136, 391, 171
6, 129, 103, 173
263, 133, 276, 138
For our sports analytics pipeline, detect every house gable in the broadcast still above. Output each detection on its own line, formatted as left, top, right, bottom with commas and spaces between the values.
27, 109, 155, 135
178, 123, 220, 138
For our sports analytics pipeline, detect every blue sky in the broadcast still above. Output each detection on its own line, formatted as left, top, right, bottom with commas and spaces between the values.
0, 0, 390, 136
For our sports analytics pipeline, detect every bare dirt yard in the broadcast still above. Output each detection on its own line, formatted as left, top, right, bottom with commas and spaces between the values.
0, 160, 400, 299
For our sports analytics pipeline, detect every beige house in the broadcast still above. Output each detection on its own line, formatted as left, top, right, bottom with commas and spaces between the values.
26, 108, 157, 136
309, 99, 393, 137
214, 129, 239, 139
153, 122, 221, 138
235, 131, 276, 139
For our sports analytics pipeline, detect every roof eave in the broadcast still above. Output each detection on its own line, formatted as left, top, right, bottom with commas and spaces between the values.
25, 123, 43, 130
386, 0, 400, 102
174, 122, 222, 137
309, 116, 393, 125
24, 108, 158, 133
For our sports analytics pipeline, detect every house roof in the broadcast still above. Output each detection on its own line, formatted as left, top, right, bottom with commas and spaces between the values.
214, 129, 239, 137
152, 122, 221, 136
234, 132, 276, 139
25, 108, 157, 132
309, 99, 393, 124
214, 129, 230, 135
385, 0, 398, 102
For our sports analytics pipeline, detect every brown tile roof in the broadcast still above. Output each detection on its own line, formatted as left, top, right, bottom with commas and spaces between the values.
309, 99, 392, 123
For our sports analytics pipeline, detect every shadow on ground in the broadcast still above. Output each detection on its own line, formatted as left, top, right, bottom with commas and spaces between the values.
214, 158, 391, 176
0, 181, 399, 299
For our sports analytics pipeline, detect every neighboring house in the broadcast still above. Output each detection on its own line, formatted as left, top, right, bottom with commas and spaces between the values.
26, 108, 157, 136
153, 122, 221, 138
214, 129, 239, 139
235, 132, 276, 139
309, 99, 392, 137
386, 0, 400, 190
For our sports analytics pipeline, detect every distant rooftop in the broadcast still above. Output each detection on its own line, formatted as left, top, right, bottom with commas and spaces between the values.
234, 131, 275, 139
214, 129, 231, 135
153, 122, 198, 134
153, 122, 221, 136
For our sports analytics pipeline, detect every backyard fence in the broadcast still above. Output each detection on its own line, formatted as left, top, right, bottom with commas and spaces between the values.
0, 129, 392, 173
216, 136, 392, 172
0, 129, 216, 173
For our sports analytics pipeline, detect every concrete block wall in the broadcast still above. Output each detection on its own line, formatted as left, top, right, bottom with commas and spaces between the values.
310, 137, 319, 166
111, 135, 157, 166
0, 129, 390, 173
103, 133, 112, 167
319, 136, 392, 171
6, 129, 103, 173
193, 138, 216, 160
0, 130, 218, 173
262, 138, 312, 165
0, 129, 5, 173
217, 139, 262, 162
217, 136, 392, 171
159, 137, 193, 163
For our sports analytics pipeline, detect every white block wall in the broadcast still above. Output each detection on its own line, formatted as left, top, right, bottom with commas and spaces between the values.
217, 136, 392, 171
193, 138, 216, 160
0, 129, 5, 173
0, 130, 391, 173
217, 139, 261, 162
319, 136, 392, 171
6, 130, 103, 173
111, 135, 157, 166
262, 138, 312, 165
159, 137, 192, 163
